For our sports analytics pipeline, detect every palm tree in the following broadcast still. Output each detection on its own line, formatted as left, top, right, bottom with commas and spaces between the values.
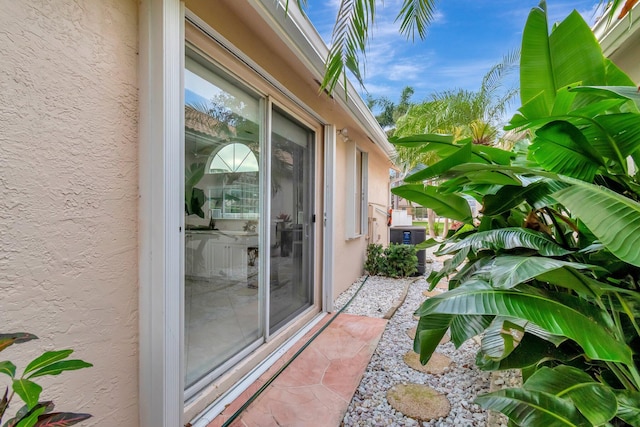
390, 52, 518, 237
366, 86, 415, 135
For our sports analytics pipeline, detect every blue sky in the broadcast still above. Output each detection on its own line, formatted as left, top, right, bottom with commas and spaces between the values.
303, 1, 603, 105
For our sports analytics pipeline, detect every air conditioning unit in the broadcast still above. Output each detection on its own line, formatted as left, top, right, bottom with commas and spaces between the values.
389, 226, 426, 275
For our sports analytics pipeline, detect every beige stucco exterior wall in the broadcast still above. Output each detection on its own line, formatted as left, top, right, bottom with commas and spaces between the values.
595, 4, 640, 83
608, 34, 640, 83
0, 1, 139, 425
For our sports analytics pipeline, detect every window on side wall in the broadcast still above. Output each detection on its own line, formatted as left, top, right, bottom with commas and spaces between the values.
345, 139, 368, 239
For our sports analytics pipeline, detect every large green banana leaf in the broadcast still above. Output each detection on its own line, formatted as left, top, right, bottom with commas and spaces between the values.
415, 280, 633, 364
476, 333, 572, 371
520, 2, 605, 117
404, 142, 475, 182
537, 266, 640, 301
437, 228, 572, 257
390, 133, 455, 148
554, 182, 640, 267
475, 388, 591, 426
427, 246, 469, 289
570, 85, 640, 110
391, 184, 473, 223
524, 366, 617, 425
531, 121, 604, 182
413, 313, 451, 364
548, 10, 605, 97
477, 256, 598, 289
480, 317, 566, 363
413, 313, 493, 365
439, 163, 556, 183
480, 317, 524, 361
614, 390, 640, 426
520, 2, 555, 113
582, 113, 640, 162
400, 140, 515, 183
482, 180, 568, 215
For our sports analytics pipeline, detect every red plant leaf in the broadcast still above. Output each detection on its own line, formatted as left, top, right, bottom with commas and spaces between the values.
0, 333, 38, 352
35, 412, 92, 426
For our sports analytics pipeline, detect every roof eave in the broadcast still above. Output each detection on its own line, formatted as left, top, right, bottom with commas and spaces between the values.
593, 1, 640, 56
246, 0, 396, 160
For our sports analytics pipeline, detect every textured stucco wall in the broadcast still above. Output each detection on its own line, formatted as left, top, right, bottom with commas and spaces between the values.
332, 136, 393, 297
0, 1, 139, 425
609, 33, 640, 83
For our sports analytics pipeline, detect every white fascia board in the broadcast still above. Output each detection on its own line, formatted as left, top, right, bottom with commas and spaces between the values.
593, 2, 640, 56
246, 0, 396, 160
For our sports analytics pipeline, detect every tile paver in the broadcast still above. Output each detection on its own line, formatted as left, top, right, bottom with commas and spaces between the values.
208, 313, 387, 427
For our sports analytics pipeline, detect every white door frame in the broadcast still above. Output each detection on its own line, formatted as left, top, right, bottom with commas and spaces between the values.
138, 0, 184, 426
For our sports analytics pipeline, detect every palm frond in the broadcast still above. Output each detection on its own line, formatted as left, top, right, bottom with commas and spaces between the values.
321, 0, 376, 93
396, 0, 439, 41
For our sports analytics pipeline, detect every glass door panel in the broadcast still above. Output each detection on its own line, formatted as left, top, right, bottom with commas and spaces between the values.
184, 53, 262, 389
269, 109, 314, 332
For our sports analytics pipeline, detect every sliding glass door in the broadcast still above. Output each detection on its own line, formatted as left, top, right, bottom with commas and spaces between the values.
269, 109, 314, 332
184, 53, 263, 391
183, 49, 316, 395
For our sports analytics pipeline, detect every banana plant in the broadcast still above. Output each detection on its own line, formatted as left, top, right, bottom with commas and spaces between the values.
0, 333, 92, 427
392, 2, 640, 425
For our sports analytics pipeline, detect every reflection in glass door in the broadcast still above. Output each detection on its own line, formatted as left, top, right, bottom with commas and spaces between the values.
269, 109, 314, 332
184, 53, 262, 391
183, 49, 316, 397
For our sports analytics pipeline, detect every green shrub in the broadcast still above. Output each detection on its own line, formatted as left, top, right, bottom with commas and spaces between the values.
364, 243, 385, 275
364, 243, 418, 277
382, 244, 418, 278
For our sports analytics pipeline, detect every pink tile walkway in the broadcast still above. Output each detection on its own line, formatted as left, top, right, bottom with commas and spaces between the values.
208, 313, 388, 427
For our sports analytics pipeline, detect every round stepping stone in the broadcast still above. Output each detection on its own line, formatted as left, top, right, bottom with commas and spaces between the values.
387, 383, 450, 421
406, 327, 417, 340
406, 327, 451, 345
403, 351, 452, 374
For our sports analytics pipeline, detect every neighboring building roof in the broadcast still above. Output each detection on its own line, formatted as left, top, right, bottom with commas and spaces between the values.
245, 0, 396, 160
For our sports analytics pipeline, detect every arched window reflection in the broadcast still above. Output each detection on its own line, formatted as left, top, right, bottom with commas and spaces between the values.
208, 142, 259, 174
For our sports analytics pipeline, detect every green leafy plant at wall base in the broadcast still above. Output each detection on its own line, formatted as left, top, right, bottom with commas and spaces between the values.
0, 333, 92, 427
364, 244, 385, 276
383, 244, 418, 278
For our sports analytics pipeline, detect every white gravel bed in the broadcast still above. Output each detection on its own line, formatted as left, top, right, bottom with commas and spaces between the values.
334, 275, 414, 318
337, 255, 493, 426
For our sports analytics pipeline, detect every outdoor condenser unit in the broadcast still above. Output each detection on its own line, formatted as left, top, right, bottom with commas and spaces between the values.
389, 226, 426, 275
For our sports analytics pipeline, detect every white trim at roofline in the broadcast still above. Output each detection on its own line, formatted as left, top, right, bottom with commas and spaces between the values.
592, 2, 640, 56
246, 0, 396, 160
138, 0, 184, 426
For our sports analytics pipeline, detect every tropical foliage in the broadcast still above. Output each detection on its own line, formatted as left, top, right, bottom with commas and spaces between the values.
391, 2, 640, 425
0, 333, 92, 427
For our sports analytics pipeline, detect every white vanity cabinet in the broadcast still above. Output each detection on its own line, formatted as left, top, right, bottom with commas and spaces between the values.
185, 231, 258, 281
